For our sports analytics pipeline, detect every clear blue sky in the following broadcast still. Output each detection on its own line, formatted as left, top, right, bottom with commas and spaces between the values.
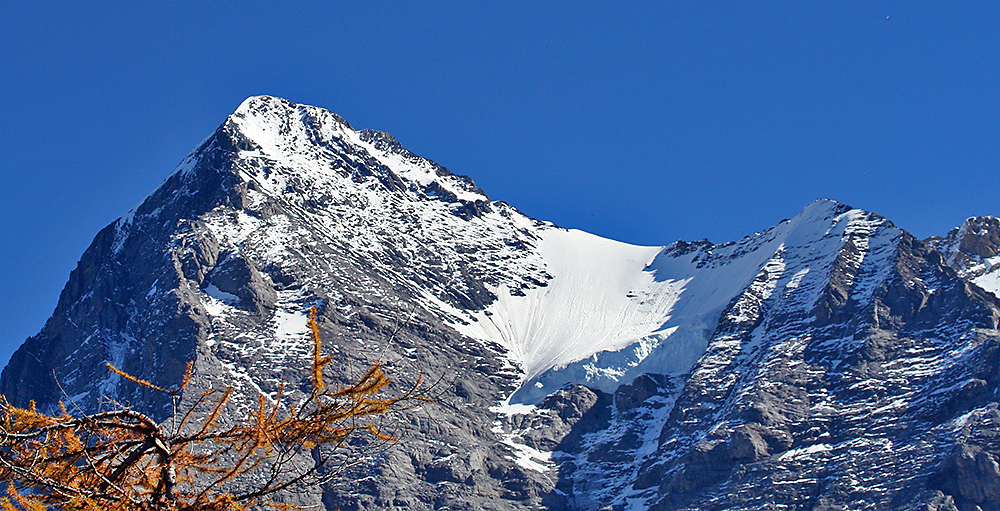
1, 1, 998, 365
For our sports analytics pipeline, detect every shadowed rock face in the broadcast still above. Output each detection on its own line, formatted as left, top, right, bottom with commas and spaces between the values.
935, 443, 1000, 505
5, 96, 1000, 510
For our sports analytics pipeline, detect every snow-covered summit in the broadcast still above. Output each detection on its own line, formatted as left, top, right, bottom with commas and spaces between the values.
209, 95, 488, 203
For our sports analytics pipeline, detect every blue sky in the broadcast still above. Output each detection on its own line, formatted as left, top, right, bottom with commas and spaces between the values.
1, 1, 998, 365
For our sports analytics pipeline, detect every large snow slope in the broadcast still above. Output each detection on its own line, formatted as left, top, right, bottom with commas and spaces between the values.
455, 199, 879, 403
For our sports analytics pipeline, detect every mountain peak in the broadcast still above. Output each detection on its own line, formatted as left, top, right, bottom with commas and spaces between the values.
927, 215, 1000, 261
794, 198, 853, 220
219, 96, 488, 205
223, 95, 355, 159
8, 95, 1000, 510
233, 95, 355, 131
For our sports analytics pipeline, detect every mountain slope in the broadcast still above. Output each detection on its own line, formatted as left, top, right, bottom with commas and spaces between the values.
4, 96, 1000, 511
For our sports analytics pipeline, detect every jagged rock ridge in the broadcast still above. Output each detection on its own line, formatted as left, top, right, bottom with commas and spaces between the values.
4, 96, 1000, 511
928, 216, 1000, 298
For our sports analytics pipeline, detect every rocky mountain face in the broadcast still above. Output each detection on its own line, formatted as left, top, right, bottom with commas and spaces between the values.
927, 217, 1000, 299
4, 96, 1000, 511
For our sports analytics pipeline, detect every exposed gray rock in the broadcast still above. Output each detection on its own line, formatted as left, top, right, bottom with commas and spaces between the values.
614, 373, 674, 412
505, 385, 612, 454
936, 444, 1000, 506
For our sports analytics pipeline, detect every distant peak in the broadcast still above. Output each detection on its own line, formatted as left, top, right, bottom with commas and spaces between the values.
929, 216, 1000, 262
234, 94, 287, 112
230, 95, 354, 133
960, 215, 1000, 232
202, 95, 491, 206
796, 198, 853, 218
215, 96, 360, 162
231, 95, 293, 122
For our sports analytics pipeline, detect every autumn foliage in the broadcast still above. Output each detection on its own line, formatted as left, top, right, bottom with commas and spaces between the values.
0, 307, 426, 510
